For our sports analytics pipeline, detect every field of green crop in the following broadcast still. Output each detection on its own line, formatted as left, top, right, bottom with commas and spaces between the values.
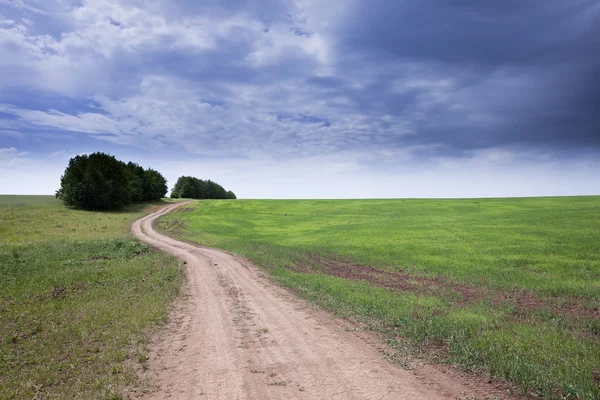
157, 197, 600, 399
0, 196, 182, 399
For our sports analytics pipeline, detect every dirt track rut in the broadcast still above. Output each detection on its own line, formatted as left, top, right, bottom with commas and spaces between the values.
131, 202, 495, 399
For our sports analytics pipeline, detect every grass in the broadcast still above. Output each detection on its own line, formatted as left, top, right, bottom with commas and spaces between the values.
157, 197, 600, 399
0, 196, 183, 399
0, 195, 61, 208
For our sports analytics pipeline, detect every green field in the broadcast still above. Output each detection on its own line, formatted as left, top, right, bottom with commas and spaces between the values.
0, 195, 62, 208
157, 197, 600, 399
0, 196, 182, 399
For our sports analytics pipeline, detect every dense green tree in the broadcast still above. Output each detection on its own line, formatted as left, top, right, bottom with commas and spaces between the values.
56, 153, 169, 210
171, 176, 196, 198
144, 168, 168, 201
170, 176, 236, 200
126, 162, 146, 202
56, 153, 131, 210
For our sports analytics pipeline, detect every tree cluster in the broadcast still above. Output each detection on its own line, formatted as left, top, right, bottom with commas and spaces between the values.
170, 176, 236, 200
56, 152, 168, 210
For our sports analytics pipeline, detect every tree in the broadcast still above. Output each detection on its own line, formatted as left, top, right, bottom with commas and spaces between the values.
143, 168, 168, 201
56, 153, 169, 210
171, 176, 196, 198
170, 176, 236, 200
56, 152, 132, 210
126, 162, 146, 202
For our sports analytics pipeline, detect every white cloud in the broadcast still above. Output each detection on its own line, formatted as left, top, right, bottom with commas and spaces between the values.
0, 0, 273, 96
48, 150, 68, 158
0, 18, 16, 26
0, 0, 48, 14
246, 22, 330, 68
0, 146, 30, 171
0, 146, 28, 158
0, 0, 342, 94
0, 104, 122, 134
0, 65, 414, 159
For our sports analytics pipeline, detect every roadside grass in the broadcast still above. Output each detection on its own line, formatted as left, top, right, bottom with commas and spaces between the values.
157, 197, 600, 399
273, 269, 599, 399
0, 197, 182, 399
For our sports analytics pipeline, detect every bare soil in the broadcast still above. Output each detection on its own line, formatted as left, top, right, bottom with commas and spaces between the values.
131, 202, 526, 399
305, 255, 600, 321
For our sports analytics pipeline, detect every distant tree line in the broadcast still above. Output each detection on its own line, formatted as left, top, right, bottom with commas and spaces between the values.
55, 152, 168, 210
170, 176, 236, 199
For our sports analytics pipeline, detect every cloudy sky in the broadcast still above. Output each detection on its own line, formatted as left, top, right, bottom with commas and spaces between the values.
1, 0, 599, 198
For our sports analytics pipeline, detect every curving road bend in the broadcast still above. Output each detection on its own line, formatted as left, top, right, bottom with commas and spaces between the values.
132, 202, 472, 400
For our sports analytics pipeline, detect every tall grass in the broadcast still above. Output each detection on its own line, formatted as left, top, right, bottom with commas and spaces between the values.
0, 198, 182, 399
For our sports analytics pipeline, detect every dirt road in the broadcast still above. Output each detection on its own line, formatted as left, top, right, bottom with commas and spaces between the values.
131, 202, 499, 399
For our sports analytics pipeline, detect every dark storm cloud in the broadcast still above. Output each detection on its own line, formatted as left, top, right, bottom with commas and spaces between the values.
343, 1, 600, 66
329, 0, 600, 154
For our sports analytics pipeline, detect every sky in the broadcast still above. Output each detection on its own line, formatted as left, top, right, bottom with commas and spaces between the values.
0, 0, 599, 198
